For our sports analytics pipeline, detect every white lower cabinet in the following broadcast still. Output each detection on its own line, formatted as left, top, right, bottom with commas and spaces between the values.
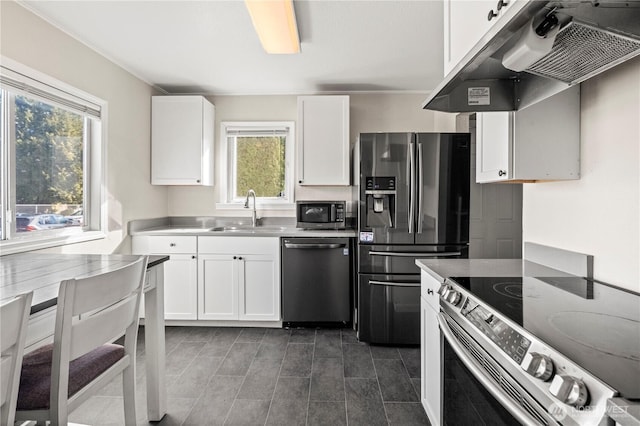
163, 255, 198, 320
133, 235, 281, 322
421, 271, 442, 425
198, 255, 237, 320
132, 236, 198, 320
198, 237, 280, 321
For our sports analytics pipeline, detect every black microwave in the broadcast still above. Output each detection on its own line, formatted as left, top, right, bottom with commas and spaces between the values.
296, 201, 346, 229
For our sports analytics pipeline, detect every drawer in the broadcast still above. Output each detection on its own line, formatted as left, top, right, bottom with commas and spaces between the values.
198, 236, 279, 255
132, 236, 197, 254
421, 270, 442, 312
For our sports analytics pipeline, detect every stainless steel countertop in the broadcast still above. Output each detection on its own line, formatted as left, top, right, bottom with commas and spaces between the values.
129, 216, 357, 238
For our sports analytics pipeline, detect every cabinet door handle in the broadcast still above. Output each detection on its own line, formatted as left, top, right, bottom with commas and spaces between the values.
427, 289, 434, 295
233, 256, 237, 259
498, 170, 506, 177
169, 243, 176, 247
496, 0, 508, 11
191, 255, 196, 259
238, 256, 243, 260
487, 9, 498, 20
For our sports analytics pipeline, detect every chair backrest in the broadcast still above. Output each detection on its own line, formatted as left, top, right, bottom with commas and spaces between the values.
1, 291, 33, 426
55, 256, 148, 362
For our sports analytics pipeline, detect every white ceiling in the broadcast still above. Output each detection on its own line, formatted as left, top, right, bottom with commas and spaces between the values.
21, 0, 445, 96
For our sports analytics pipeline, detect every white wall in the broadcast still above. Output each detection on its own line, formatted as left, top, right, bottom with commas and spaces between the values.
167, 93, 458, 217
523, 56, 640, 292
0, 1, 167, 254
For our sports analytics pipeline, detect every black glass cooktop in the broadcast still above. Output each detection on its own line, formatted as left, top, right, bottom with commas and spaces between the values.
448, 276, 640, 400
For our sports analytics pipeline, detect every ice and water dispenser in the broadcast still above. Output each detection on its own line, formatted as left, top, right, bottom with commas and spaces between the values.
364, 176, 396, 228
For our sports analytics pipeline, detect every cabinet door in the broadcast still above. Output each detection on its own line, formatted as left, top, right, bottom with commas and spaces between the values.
239, 254, 280, 321
476, 111, 512, 183
444, 0, 496, 75
198, 254, 238, 320
163, 255, 198, 320
297, 96, 350, 186
421, 298, 441, 425
151, 96, 214, 186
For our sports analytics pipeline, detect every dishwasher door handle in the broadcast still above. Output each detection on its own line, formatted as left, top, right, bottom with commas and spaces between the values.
369, 251, 461, 257
369, 280, 421, 288
284, 243, 346, 249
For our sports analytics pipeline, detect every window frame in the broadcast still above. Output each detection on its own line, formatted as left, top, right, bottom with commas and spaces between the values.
217, 121, 295, 211
0, 57, 107, 254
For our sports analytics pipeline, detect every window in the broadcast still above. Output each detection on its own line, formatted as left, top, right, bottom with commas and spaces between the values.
219, 122, 294, 208
0, 60, 105, 252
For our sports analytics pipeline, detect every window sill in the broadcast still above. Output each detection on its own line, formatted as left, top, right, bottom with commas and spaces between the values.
0, 230, 106, 256
215, 202, 295, 212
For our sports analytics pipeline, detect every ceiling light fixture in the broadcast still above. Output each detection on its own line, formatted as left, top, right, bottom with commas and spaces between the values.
245, 0, 300, 54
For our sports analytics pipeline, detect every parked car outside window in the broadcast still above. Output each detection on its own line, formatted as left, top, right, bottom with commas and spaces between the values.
16, 216, 33, 233
65, 208, 84, 226
23, 214, 70, 231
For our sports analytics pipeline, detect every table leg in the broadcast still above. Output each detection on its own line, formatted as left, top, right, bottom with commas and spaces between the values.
144, 264, 167, 421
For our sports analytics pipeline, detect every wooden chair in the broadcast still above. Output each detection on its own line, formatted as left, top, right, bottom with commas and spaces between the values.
15, 256, 148, 426
1, 291, 33, 426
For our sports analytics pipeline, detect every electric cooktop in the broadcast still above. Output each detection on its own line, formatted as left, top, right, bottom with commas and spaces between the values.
449, 276, 640, 400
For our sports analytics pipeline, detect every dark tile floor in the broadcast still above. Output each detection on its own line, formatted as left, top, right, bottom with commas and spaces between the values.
69, 326, 430, 426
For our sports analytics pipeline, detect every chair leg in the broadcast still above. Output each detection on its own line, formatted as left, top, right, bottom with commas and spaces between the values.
122, 364, 137, 425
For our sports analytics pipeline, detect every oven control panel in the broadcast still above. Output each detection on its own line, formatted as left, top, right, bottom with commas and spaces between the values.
461, 299, 531, 364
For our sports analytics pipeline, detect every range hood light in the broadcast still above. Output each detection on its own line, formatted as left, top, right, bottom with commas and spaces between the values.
245, 0, 300, 54
502, 16, 560, 72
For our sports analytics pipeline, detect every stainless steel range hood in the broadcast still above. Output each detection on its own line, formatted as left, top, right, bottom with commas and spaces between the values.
423, 1, 640, 112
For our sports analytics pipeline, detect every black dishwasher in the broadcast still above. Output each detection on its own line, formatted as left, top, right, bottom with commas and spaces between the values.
281, 237, 351, 324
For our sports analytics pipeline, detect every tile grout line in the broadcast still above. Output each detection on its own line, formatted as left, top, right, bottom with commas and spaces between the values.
178, 326, 228, 426
222, 328, 254, 426
371, 347, 391, 426
304, 329, 317, 426
342, 329, 350, 426
263, 329, 291, 426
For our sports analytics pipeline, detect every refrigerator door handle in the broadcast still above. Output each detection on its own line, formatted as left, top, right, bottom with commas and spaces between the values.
417, 142, 424, 234
408, 139, 416, 234
369, 280, 421, 288
369, 251, 462, 257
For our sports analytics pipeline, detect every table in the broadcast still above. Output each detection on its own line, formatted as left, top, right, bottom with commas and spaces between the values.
0, 253, 168, 421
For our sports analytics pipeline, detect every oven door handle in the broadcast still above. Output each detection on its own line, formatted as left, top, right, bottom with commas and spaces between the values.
368, 280, 420, 288
437, 313, 549, 426
369, 251, 461, 258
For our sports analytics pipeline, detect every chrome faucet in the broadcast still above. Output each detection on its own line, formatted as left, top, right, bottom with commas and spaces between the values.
244, 189, 258, 227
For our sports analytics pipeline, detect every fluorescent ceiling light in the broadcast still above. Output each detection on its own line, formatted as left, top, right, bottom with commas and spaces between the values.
245, 0, 300, 54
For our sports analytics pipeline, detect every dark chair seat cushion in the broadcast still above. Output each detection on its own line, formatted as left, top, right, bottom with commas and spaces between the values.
17, 343, 125, 410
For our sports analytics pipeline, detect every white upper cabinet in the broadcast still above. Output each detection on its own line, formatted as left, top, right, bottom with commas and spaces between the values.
297, 95, 350, 186
443, 0, 527, 76
151, 95, 214, 186
476, 111, 513, 182
476, 85, 581, 183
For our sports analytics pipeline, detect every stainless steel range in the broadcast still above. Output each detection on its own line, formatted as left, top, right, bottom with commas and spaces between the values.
438, 274, 640, 425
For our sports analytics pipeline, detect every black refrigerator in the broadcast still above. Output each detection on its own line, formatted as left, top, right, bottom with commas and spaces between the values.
356, 132, 470, 344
